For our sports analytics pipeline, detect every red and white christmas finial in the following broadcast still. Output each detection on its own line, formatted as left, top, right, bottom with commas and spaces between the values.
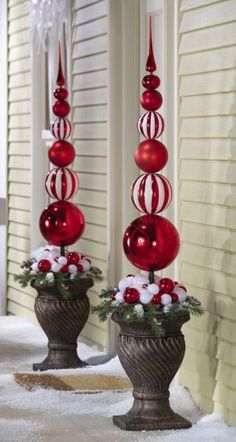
39, 43, 85, 255
123, 17, 180, 280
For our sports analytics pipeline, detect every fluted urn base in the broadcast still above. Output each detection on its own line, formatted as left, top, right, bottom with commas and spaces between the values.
31, 279, 93, 371
112, 311, 191, 431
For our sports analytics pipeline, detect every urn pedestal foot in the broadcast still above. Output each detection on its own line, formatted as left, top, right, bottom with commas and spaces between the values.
33, 345, 88, 371
113, 413, 191, 431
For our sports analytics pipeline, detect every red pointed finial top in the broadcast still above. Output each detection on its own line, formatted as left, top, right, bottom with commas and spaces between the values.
56, 42, 65, 86
145, 16, 156, 73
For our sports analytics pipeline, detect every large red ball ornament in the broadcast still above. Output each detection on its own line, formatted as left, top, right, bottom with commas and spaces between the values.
48, 140, 75, 167
123, 215, 180, 271
141, 90, 162, 111
123, 287, 140, 304
45, 167, 79, 201
134, 140, 168, 173
53, 100, 70, 117
142, 75, 160, 90
130, 173, 172, 214
40, 201, 85, 246
138, 111, 164, 139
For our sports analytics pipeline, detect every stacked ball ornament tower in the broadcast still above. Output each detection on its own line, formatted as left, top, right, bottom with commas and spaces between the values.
31, 44, 93, 371
40, 43, 85, 255
123, 17, 180, 280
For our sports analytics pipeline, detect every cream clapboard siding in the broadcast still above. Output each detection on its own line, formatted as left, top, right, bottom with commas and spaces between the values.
72, 0, 108, 349
7, 0, 36, 321
178, 0, 236, 425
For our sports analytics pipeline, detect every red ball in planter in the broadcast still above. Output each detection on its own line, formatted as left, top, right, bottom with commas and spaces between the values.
40, 201, 85, 247
123, 215, 180, 271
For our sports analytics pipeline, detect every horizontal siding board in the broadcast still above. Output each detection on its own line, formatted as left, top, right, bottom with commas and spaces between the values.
180, 139, 236, 161
9, 28, 29, 48
73, 69, 107, 90
180, 116, 236, 138
72, 16, 107, 42
72, 52, 107, 73
9, 1, 29, 20
9, 156, 31, 169
9, 86, 31, 102
72, 1, 107, 26
180, 92, 236, 117
79, 206, 106, 226
8, 234, 30, 253
180, 180, 236, 206
8, 248, 30, 265
180, 69, 236, 96
9, 100, 30, 115
8, 287, 35, 310
179, 45, 236, 74
9, 142, 30, 155
180, 201, 236, 229
73, 140, 106, 156
73, 122, 107, 139
9, 221, 30, 239
180, 21, 236, 54
181, 242, 236, 275
9, 57, 30, 75
74, 189, 106, 208
73, 87, 107, 106
9, 128, 30, 141
180, 0, 223, 11
180, 0, 236, 33
9, 169, 31, 183
8, 208, 30, 225
180, 262, 236, 298
73, 104, 107, 123
9, 114, 31, 128
9, 71, 30, 88
181, 221, 236, 253
9, 43, 30, 61
8, 274, 34, 297
9, 195, 31, 211
7, 301, 36, 323
9, 182, 31, 197
73, 0, 103, 10
74, 156, 106, 173
8, 14, 30, 34
76, 172, 106, 191
180, 159, 236, 184
73, 35, 107, 58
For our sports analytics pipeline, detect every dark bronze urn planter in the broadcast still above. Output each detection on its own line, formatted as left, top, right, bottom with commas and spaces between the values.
112, 310, 191, 431
31, 278, 93, 371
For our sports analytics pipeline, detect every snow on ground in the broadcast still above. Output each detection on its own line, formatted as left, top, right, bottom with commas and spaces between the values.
0, 316, 235, 442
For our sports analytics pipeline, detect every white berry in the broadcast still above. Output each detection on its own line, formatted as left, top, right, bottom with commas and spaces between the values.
68, 264, 77, 274
160, 294, 172, 305
139, 289, 153, 304
147, 283, 160, 295
174, 287, 187, 302
118, 277, 134, 292
51, 262, 61, 273
115, 291, 124, 303
31, 262, 39, 272
80, 259, 90, 272
134, 274, 149, 286
58, 256, 67, 265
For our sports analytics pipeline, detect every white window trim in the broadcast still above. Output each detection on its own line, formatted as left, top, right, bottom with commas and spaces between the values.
0, 0, 8, 315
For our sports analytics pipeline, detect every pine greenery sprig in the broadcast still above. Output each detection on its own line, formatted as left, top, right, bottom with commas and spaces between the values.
91, 289, 204, 337
15, 259, 103, 298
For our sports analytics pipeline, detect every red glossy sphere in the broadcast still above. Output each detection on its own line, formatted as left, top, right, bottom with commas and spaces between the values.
38, 259, 51, 272
152, 294, 161, 304
141, 90, 162, 111
77, 263, 83, 272
61, 264, 69, 273
53, 100, 70, 117
54, 87, 68, 100
48, 140, 75, 167
142, 75, 160, 90
40, 201, 85, 247
159, 278, 175, 294
123, 288, 140, 304
123, 215, 180, 271
134, 140, 168, 173
171, 293, 179, 303
67, 252, 80, 265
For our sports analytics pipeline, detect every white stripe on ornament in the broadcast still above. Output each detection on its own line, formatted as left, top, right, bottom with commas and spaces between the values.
150, 112, 155, 139
145, 174, 153, 213
155, 175, 165, 212
55, 169, 62, 199
143, 113, 149, 138
133, 176, 143, 212
65, 168, 72, 199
